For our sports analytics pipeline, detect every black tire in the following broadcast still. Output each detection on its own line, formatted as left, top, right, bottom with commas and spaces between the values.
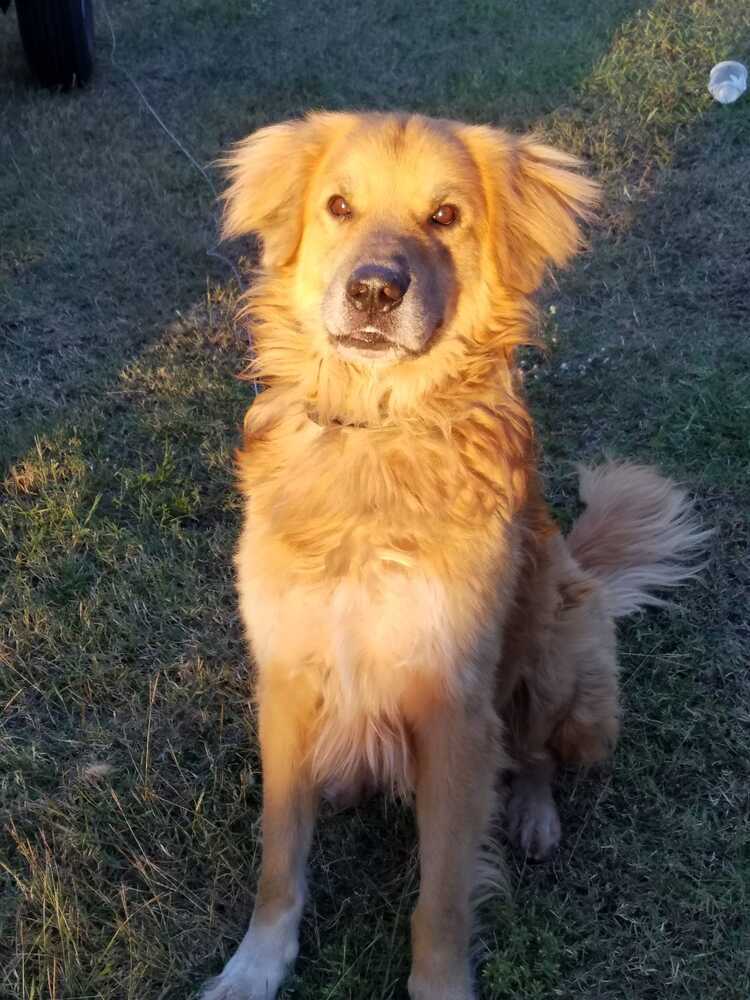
16, 0, 95, 90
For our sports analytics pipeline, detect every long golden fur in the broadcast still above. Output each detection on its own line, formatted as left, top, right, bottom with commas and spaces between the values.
201, 113, 706, 1000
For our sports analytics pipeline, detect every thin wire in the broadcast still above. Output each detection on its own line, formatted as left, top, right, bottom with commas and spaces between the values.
99, 0, 244, 287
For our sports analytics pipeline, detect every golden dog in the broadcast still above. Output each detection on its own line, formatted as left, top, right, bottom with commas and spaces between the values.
201, 112, 705, 1000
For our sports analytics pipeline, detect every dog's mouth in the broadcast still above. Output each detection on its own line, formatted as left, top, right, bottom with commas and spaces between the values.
337, 330, 394, 350
329, 327, 405, 360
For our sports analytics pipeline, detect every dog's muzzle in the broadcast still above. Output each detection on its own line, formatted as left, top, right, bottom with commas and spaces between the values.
322, 239, 447, 361
327, 263, 412, 355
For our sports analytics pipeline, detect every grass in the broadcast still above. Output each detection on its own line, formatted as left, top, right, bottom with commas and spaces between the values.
1, 1, 749, 998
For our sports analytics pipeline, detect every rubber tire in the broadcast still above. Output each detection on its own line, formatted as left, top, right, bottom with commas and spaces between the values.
16, 0, 95, 89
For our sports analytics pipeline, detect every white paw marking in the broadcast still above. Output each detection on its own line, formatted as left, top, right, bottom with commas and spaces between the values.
200, 910, 300, 1000
408, 972, 476, 1000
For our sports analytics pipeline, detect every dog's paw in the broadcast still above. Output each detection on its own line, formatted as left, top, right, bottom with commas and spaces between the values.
507, 789, 561, 861
408, 972, 476, 1000
200, 956, 285, 1000
200, 958, 283, 1000
199, 921, 298, 1000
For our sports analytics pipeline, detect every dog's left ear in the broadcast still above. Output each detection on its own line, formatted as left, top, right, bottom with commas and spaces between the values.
462, 126, 600, 294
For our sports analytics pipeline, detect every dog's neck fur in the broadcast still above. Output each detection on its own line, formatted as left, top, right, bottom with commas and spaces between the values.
304, 408, 369, 430
240, 271, 539, 433
235, 271, 544, 530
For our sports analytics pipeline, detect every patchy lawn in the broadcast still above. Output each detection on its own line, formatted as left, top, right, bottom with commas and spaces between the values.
1, 1, 749, 998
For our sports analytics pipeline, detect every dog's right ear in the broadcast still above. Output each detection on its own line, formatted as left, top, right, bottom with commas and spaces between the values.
460, 125, 599, 294
221, 114, 349, 268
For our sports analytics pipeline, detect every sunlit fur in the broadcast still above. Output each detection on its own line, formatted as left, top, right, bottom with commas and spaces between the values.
206, 112, 707, 1000
226, 114, 590, 794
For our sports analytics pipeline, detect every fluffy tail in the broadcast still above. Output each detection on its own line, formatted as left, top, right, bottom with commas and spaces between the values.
566, 462, 710, 618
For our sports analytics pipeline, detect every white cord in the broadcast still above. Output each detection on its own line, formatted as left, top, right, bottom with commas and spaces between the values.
99, 0, 244, 287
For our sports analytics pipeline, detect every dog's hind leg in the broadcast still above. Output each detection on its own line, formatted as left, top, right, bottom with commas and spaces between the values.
506, 750, 561, 861
507, 653, 618, 860
505, 665, 568, 862
505, 560, 619, 861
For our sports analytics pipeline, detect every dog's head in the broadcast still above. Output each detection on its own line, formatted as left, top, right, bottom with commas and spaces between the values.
222, 113, 598, 368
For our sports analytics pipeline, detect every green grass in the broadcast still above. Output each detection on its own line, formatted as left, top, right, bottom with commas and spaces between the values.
1, 1, 749, 998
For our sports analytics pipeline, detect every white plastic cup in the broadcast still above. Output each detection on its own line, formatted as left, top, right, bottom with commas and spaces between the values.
708, 61, 747, 105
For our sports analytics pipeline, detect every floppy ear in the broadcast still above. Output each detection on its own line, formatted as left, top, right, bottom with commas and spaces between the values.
221, 114, 348, 267
462, 126, 600, 294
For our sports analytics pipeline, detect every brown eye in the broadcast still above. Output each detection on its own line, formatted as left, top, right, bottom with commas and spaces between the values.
431, 203, 459, 227
328, 195, 352, 218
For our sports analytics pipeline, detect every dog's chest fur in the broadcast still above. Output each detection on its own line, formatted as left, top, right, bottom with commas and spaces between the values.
235, 406, 523, 792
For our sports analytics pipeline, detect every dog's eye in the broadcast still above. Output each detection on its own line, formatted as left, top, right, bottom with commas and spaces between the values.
431, 204, 459, 227
328, 195, 352, 219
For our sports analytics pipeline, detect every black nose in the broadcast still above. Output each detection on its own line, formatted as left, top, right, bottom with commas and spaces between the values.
345, 265, 410, 314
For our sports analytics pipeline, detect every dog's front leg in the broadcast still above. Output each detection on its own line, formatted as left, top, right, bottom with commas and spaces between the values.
408, 693, 500, 1000
202, 671, 318, 1000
